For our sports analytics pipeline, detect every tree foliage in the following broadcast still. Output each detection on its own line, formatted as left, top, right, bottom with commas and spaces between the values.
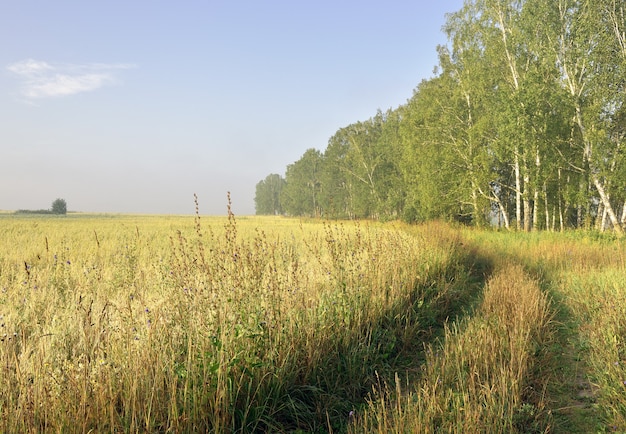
254, 0, 626, 233
51, 198, 67, 215
281, 149, 323, 217
255, 174, 285, 215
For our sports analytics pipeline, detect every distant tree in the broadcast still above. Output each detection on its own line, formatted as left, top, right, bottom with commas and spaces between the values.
51, 198, 67, 215
255, 174, 285, 215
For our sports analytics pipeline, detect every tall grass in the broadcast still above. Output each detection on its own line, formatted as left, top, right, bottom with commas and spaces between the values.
0, 214, 481, 432
351, 265, 552, 433
3, 213, 622, 432
461, 229, 626, 432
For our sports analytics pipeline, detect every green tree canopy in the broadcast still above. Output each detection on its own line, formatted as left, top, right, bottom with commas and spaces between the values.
51, 198, 67, 215
253, 0, 626, 234
281, 149, 323, 217
255, 174, 285, 215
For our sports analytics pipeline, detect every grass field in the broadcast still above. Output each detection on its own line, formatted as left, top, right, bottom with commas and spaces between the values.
0, 212, 624, 433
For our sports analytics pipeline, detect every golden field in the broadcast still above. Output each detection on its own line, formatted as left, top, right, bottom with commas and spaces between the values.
0, 213, 624, 433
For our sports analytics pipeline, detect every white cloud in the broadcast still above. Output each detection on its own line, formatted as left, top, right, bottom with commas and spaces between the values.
6, 59, 54, 76
6, 59, 136, 99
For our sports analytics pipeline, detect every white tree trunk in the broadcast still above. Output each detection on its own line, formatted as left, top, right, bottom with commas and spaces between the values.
515, 154, 522, 231
591, 174, 623, 236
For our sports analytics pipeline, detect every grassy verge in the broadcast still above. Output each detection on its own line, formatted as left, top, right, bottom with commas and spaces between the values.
543, 268, 626, 433
461, 229, 626, 433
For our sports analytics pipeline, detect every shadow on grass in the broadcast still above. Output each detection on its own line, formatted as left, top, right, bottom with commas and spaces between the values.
462, 242, 602, 434
249, 235, 495, 433
516, 263, 601, 434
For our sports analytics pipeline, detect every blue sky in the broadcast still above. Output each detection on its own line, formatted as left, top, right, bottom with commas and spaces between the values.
1, 1, 464, 215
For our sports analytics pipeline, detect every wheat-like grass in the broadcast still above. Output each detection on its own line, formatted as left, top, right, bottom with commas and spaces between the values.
0, 214, 475, 432
3, 215, 621, 432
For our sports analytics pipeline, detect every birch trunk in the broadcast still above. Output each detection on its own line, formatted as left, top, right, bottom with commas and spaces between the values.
523, 153, 531, 232
590, 174, 623, 235
515, 154, 522, 231
575, 107, 624, 235
543, 182, 554, 231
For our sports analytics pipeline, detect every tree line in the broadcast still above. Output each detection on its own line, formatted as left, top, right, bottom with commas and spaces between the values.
255, 0, 626, 234
15, 199, 67, 215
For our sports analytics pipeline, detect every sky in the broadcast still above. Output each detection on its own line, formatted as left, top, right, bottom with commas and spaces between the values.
1, 0, 464, 215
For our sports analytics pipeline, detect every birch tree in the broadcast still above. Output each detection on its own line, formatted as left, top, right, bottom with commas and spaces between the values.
550, 0, 624, 235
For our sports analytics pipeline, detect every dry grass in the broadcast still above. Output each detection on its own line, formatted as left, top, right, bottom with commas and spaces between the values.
351, 264, 552, 433
2, 213, 624, 433
0, 214, 478, 432
461, 229, 626, 433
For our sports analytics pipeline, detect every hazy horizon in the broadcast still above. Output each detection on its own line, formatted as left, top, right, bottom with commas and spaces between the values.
1, 1, 464, 215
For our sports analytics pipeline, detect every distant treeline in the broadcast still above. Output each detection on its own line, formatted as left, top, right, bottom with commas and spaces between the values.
255, 0, 626, 235
15, 199, 67, 216
15, 209, 57, 215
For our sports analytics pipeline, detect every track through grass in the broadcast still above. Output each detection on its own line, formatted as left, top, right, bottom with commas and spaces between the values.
1, 215, 625, 432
